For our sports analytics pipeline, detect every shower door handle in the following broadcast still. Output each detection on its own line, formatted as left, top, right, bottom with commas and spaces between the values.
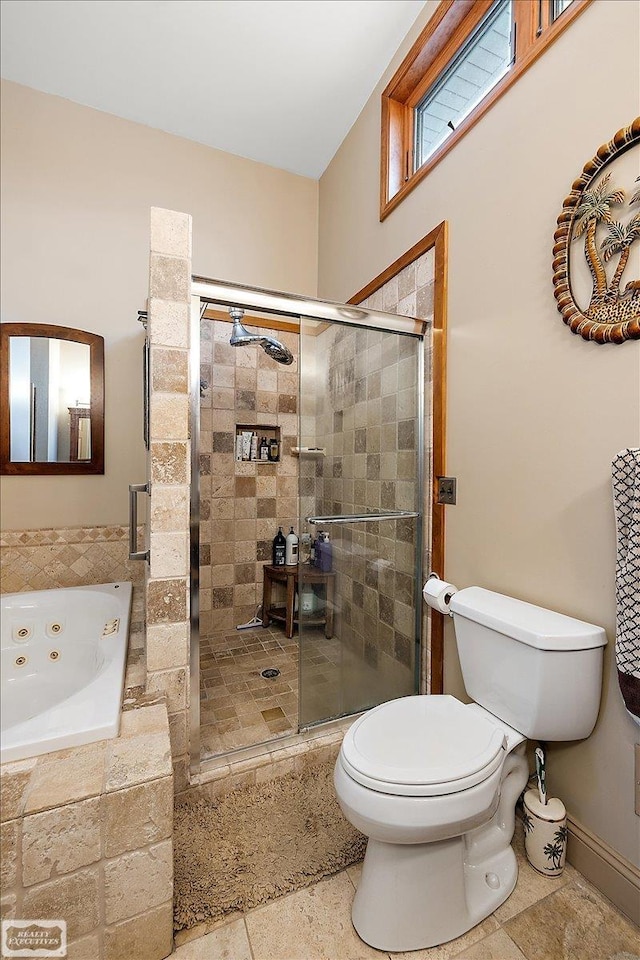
129, 483, 150, 561
306, 511, 420, 525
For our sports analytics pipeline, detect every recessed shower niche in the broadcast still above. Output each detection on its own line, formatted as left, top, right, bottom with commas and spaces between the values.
234, 423, 282, 463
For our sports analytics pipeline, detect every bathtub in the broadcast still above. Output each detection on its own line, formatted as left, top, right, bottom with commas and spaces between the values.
1, 581, 132, 763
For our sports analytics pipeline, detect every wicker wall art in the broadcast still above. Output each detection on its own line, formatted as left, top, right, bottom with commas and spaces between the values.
553, 118, 640, 344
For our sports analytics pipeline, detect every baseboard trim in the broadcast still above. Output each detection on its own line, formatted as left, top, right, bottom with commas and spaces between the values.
567, 813, 640, 926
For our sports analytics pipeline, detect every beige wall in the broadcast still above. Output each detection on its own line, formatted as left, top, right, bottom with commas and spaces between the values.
318, 0, 640, 867
0, 80, 318, 530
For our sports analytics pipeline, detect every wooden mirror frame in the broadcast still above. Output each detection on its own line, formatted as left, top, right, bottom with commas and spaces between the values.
0, 324, 105, 475
552, 118, 640, 344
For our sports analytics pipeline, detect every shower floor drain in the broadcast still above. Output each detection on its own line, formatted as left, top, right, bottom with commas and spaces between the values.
260, 668, 281, 679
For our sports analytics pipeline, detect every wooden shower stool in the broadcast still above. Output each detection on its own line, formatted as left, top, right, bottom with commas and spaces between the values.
262, 564, 335, 639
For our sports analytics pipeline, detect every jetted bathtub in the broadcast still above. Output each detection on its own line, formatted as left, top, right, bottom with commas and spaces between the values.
1, 581, 132, 763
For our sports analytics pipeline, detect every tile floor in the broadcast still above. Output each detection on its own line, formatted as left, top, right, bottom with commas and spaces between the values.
199, 624, 344, 758
173, 822, 639, 960
199, 621, 414, 759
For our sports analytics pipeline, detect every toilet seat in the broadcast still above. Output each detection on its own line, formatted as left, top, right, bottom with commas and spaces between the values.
340, 695, 506, 797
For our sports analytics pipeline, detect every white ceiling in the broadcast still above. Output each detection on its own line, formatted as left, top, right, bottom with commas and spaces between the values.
0, 0, 426, 179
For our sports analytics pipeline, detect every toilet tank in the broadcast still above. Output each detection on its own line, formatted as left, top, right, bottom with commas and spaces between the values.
450, 587, 607, 741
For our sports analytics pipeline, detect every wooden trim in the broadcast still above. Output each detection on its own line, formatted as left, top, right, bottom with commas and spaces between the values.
385, 0, 478, 103
405, 1, 493, 110
202, 308, 299, 335
430, 222, 448, 695
567, 814, 640, 925
381, 0, 592, 221
348, 222, 448, 695
0, 323, 105, 476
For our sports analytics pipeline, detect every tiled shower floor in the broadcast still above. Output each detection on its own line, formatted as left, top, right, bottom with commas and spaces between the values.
199, 624, 343, 758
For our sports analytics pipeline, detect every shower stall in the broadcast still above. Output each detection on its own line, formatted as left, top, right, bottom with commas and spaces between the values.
190, 275, 433, 771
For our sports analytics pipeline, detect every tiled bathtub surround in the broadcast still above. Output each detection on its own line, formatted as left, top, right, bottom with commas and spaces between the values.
0, 525, 146, 692
0, 525, 145, 595
146, 207, 193, 793
0, 701, 174, 960
199, 318, 300, 635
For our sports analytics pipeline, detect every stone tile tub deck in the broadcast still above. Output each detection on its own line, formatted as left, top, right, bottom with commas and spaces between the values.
0, 701, 174, 960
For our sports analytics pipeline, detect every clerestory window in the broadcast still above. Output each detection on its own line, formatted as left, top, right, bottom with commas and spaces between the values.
380, 0, 590, 220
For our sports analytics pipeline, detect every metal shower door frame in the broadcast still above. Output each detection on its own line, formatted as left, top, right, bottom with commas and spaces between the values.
189, 277, 429, 778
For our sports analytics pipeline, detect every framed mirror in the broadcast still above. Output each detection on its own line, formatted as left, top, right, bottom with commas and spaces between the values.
0, 324, 104, 475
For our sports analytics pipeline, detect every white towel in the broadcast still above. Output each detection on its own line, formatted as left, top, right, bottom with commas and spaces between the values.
612, 448, 640, 726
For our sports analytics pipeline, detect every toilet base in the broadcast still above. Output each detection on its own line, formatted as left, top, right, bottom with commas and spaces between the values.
352, 836, 517, 953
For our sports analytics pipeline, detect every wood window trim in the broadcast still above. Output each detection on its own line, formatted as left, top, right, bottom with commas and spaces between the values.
381, 0, 592, 221
349, 221, 449, 695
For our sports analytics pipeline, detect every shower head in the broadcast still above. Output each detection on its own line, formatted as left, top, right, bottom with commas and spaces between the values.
228, 307, 293, 365
261, 335, 294, 365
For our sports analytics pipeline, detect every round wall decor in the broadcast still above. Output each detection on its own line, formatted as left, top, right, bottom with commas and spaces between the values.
552, 118, 640, 344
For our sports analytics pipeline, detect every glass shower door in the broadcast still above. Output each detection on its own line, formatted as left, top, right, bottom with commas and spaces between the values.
297, 317, 423, 727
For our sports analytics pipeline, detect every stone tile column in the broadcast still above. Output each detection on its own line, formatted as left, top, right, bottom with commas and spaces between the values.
146, 207, 192, 792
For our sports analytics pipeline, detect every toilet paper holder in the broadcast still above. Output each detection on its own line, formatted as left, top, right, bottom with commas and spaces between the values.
423, 573, 458, 615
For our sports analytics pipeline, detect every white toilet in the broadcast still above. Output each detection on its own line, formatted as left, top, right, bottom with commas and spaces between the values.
334, 586, 606, 952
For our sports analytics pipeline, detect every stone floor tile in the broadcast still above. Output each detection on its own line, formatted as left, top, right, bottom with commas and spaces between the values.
172, 917, 252, 959
454, 928, 528, 959
346, 860, 363, 888
504, 878, 640, 960
173, 911, 244, 948
245, 871, 388, 959
494, 822, 577, 923
390, 918, 500, 960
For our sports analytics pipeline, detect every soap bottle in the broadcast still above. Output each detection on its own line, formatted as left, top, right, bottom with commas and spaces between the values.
269, 437, 279, 461
318, 533, 332, 572
285, 526, 299, 565
273, 527, 286, 566
250, 432, 258, 461
260, 436, 269, 461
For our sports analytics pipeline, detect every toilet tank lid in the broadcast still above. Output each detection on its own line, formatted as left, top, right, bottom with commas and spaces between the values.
450, 587, 607, 651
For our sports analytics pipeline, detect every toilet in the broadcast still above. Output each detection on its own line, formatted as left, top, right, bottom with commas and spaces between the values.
334, 586, 607, 952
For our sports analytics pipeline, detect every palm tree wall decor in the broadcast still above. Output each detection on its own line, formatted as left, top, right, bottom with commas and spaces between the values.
552, 118, 640, 344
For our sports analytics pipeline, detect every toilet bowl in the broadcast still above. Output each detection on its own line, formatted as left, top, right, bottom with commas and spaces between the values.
334, 586, 607, 952
334, 696, 528, 952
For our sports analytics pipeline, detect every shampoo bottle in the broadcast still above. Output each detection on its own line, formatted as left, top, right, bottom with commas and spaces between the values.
273, 527, 286, 566
285, 526, 299, 565
318, 533, 332, 572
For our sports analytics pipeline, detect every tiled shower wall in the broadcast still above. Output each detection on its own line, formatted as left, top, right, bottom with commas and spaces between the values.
199, 319, 300, 635
301, 247, 435, 692
359, 249, 435, 690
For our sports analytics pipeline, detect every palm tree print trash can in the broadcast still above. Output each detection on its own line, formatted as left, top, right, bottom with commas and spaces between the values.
523, 789, 568, 877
